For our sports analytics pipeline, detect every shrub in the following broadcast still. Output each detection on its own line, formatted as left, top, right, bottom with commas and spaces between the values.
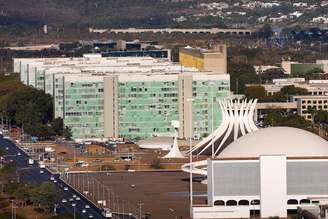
150, 159, 162, 169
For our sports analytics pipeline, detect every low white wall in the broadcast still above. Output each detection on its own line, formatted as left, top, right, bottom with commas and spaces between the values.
192, 206, 250, 219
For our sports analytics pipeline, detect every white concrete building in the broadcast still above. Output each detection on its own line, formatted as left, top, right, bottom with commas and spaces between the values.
192, 127, 328, 218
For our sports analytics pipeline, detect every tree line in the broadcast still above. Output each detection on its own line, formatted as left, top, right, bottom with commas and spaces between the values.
0, 75, 71, 139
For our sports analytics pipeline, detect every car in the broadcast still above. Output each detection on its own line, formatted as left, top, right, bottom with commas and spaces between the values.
40, 170, 44, 174
64, 187, 68, 191
50, 176, 55, 181
54, 180, 57, 183
88, 214, 93, 218
82, 209, 86, 214
62, 199, 67, 203
17, 152, 21, 156
69, 198, 74, 202
72, 194, 77, 198
5, 147, 8, 150
85, 205, 90, 209
76, 197, 81, 201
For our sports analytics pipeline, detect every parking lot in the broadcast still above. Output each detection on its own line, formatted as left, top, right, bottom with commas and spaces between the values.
89, 171, 207, 219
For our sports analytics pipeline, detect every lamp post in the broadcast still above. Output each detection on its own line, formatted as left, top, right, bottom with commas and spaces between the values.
209, 81, 215, 158
11, 200, 14, 219
138, 202, 144, 219
72, 203, 76, 219
187, 98, 194, 207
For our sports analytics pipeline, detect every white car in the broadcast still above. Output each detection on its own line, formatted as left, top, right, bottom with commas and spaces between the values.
72, 194, 77, 198
17, 152, 21, 156
82, 209, 86, 214
76, 197, 81, 201
54, 180, 57, 183
88, 214, 93, 218
50, 176, 55, 181
5, 147, 8, 150
64, 187, 68, 191
62, 199, 67, 203
40, 170, 44, 174
85, 205, 90, 209
69, 198, 74, 202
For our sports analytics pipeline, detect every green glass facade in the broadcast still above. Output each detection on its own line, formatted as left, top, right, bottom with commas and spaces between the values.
291, 63, 324, 74
36, 70, 45, 90
63, 76, 230, 140
118, 80, 179, 139
64, 80, 104, 139
192, 80, 230, 139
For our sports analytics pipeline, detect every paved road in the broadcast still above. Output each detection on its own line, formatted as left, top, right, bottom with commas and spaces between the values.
0, 137, 106, 219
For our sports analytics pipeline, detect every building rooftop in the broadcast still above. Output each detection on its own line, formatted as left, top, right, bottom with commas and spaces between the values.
218, 127, 328, 158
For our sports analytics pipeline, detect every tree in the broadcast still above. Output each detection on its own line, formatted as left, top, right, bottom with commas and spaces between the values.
51, 118, 64, 136
1, 161, 16, 173
0, 148, 5, 157
280, 85, 308, 96
1, 86, 53, 137
263, 112, 312, 131
260, 23, 273, 38
314, 111, 328, 124
14, 183, 31, 204
63, 126, 72, 140
101, 164, 116, 171
264, 111, 282, 126
4, 182, 22, 195
244, 86, 267, 102
260, 68, 286, 82
150, 158, 162, 169
229, 63, 260, 94
30, 182, 58, 210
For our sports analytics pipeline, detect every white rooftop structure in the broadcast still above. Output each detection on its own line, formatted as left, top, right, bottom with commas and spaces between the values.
219, 127, 328, 158
163, 120, 185, 159
138, 137, 172, 151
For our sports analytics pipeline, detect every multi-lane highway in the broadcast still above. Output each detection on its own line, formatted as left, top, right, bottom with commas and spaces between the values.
0, 137, 106, 219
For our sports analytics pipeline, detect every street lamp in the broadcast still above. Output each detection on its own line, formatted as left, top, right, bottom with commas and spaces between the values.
72, 203, 76, 219
186, 98, 194, 207
138, 202, 144, 219
11, 200, 14, 219
209, 81, 215, 158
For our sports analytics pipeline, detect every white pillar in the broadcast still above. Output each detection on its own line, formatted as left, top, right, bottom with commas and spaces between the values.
260, 155, 287, 218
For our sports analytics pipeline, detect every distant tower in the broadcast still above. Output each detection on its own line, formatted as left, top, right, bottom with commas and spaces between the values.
163, 121, 185, 159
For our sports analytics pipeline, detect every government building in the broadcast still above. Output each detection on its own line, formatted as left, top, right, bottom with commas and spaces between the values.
14, 47, 229, 142
193, 127, 328, 218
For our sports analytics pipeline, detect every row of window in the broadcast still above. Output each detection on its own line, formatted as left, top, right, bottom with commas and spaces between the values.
119, 82, 176, 86
301, 100, 328, 104
302, 105, 328, 110
193, 87, 229, 92
123, 93, 178, 98
127, 127, 171, 133
213, 199, 312, 206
